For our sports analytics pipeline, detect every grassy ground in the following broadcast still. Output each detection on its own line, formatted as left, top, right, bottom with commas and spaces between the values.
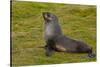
12, 1, 96, 66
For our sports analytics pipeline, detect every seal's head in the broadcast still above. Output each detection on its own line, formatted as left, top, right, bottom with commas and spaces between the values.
42, 12, 58, 22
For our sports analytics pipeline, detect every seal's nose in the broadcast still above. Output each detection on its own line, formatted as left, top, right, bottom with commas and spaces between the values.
42, 12, 50, 15
42, 12, 47, 15
42, 12, 47, 18
42, 12, 51, 18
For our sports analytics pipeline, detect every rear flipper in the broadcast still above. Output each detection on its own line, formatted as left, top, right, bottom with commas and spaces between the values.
88, 52, 96, 58
76, 41, 96, 58
87, 48, 96, 58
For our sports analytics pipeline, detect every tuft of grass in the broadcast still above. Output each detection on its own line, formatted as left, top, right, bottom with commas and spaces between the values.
12, 1, 96, 66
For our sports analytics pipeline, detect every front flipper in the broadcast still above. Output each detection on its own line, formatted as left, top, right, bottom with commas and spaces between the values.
45, 46, 55, 56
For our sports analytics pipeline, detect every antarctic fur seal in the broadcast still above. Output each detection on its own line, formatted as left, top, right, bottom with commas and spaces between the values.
42, 12, 95, 58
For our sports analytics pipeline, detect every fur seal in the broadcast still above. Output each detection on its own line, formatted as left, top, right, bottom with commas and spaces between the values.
42, 12, 95, 58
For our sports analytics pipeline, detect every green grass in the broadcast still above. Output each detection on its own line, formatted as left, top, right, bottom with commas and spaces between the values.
12, 1, 96, 66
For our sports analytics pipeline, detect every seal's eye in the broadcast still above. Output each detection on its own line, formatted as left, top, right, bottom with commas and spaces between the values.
47, 13, 51, 17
